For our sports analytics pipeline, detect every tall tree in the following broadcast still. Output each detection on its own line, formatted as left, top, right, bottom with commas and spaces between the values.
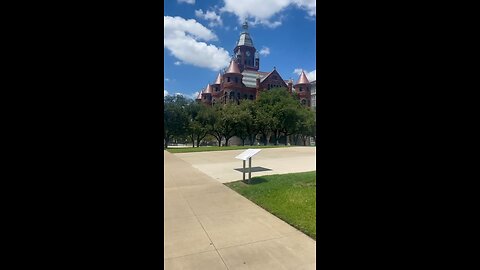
163, 95, 190, 149
218, 102, 239, 146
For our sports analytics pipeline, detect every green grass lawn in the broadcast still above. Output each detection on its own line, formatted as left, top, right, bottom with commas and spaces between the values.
166, 145, 294, 153
225, 171, 316, 240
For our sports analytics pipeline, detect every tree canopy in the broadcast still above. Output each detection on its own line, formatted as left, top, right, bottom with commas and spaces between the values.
163, 88, 316, 148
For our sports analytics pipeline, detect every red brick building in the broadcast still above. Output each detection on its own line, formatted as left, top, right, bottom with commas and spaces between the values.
196, 21, 312, 108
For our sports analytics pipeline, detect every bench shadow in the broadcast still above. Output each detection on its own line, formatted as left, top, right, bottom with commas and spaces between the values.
234, 167, 272, 185
234, 166, 272, 173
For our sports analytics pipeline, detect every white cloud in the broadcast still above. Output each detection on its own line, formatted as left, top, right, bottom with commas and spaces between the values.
164, 16, 230, 71
292, 0, 316, 16
195, 9, 223, 27
191, 91, 200, 99
174, 61, 181, 65
177, 0, 195, 4
165, 78, 170, 81
220, 0, 315, 27
164, 90, 199, 100
259, 46, 270, 56
293, 68, 316, 81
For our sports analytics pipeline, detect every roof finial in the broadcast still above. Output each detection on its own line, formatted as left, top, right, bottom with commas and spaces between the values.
242, 20, 248, 32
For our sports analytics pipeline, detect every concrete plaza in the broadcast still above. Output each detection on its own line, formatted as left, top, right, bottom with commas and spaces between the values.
164, 149, 316, 270
174, 146, 316, 183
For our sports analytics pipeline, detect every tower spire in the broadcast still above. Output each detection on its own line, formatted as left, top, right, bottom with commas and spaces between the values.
242, 20, 248, 32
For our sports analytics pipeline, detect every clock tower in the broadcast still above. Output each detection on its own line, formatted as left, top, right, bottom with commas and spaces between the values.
234, 21, 259, 72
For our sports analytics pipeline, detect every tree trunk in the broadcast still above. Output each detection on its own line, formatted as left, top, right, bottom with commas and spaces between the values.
242, 138, 245, 146
218, 138, 222, 147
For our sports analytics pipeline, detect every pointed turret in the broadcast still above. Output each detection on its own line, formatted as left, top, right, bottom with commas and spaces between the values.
196, 90, 202, 100
214, 73, 222, 84
297, 70, 310, 85
294, 70, 311, 108
225, 58, 241, 74
204, 84, 213, 94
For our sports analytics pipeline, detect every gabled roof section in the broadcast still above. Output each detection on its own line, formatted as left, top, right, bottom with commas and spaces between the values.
259, 69, 287, 86
225, 59, 241, 74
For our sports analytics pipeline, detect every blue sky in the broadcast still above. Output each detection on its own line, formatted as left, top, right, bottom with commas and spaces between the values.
164, 0, 316, 99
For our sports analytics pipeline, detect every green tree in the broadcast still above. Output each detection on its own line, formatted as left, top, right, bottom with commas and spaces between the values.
297, 108, 316, 146
206, 105, 223, 147
218, 102, 239, 146
256, 88, 299, 145
185, 102, 211, 147
164, 95, 190, 149
236, 100, 257, 146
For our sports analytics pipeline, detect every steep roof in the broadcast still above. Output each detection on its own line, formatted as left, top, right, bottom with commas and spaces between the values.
260, 69, 287, 86
203, 84, 213, 94
296, 70, 310, 85
242, 70, 266, 87
225, 59, 241, 74
213, 73, 222, 84
196, 90, 202, 100
236, 21, 254, 47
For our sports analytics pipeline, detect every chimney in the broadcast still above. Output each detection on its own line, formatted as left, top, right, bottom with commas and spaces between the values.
288, 79, 293, 94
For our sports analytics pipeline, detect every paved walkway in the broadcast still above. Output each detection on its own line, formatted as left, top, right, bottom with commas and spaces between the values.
174, 147, 316, 183
164, 151, 316, 270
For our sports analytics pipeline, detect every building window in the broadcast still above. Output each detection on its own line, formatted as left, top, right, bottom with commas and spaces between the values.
245, 60, 247, 65
249, 95, 254, 100
215, 87, 219, 92
227, 77, 230, 82
229, 92, 234, 99
235, 77, 238, 83
237, 92, 241, 99
299, 87, 303, 92
243, 94, 247, 99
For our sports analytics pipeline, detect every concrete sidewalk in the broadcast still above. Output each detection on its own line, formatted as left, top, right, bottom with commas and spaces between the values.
174, 147, 316, 183
164, 151, 316, 270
